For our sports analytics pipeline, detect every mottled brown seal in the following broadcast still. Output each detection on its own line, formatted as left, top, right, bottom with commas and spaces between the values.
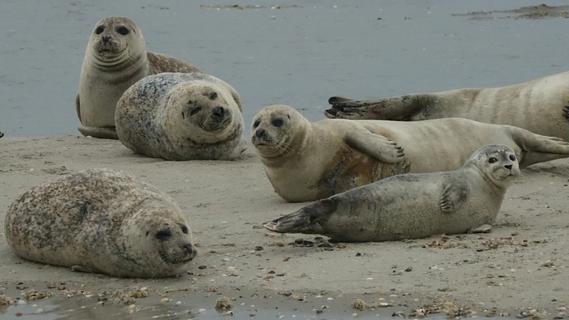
4, 169, 196, 278
77, 16, 200, 139
115, 72, 244, 160
264, 144, 520, 242
252, 105, 569, 202
326, 71, 569, 141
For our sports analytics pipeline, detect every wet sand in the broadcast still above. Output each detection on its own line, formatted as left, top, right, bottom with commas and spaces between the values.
0, 136, 568, 319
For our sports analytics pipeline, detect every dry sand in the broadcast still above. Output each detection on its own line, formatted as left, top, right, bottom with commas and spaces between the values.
0, 136, 568, 318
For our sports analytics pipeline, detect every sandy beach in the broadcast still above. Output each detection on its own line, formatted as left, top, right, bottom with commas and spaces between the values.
0, 136, 567, 318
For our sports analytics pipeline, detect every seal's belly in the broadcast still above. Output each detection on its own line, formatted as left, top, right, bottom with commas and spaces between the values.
317, 146, 407, 197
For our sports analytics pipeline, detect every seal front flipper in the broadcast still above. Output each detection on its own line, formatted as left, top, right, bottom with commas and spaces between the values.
439, 178, 469, 213
264, 198, 338, 234
344, 130, 405, 163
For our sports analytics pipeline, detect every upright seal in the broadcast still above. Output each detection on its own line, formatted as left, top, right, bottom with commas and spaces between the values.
252, 105, 569, 202
115, 72, 245, 160
265, 145, 520, 242
77, 16, 200, 139
4, 169, 196, 278
326, 71, 569, 141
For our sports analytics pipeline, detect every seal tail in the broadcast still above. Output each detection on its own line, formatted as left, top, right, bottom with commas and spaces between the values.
263, 198, 338, 234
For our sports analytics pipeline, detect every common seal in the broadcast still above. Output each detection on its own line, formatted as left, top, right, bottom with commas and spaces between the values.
4, 169, 196, 278
252, 105, 569, 202
264, 144, 520, 242
77, 16, 200, 139
115, 72, 244, 160
326, 71, 569, 141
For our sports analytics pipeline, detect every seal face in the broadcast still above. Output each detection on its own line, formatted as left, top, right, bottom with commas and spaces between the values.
4, 169, 196, 278
115, 73, 244, 160
77, 16, 200, 139
326, 71, 569, 141
264, 145, 520, 242
252, 104, 569, 202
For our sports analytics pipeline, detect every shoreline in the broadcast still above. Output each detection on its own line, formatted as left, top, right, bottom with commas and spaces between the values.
0, 136, 568, 318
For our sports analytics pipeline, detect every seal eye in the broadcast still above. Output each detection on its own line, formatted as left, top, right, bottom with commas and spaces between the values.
116, 26, 129, 35
180, 225, 189, 234
155, 229, 172, 241
95, 26, 105, 34
253, 119, 260, 128
509, 154, 516, 161
488, 157, 498, 164
190, 106, 202, 116
272, 118, 284, 128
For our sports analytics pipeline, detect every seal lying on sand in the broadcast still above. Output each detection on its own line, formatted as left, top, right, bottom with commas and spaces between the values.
252, 105, 569, 202
77, 16, 200, 139
116, 72, 244, 160
326, 71, 569, 141
4, 169, 196, 278
264, 144, 519, 242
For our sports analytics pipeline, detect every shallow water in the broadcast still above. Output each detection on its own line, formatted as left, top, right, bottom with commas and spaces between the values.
0, 0, 568, 136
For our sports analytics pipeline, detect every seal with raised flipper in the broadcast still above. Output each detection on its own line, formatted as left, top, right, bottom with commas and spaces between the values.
115, 72, 245, 160
264, 144, 520, 242
4, 169, 196, 278
326, 71, 569, 141
252, 105, 569, 202
77, 16, 201, 139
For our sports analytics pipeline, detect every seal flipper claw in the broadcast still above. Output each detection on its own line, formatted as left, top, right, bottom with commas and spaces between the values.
439, 179, 469, 213
264, 198, 338, 234
564, 105, 569, 121
71, 265, 97, 273
344, 130, 406, 163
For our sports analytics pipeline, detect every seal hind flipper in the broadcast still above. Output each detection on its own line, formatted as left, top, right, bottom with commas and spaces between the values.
439, 178, 469, 213
78, 125, 118, 140
326, 95, 435, 120
344, 130, 405, 163
75, 94, 81, 123
264, 198, 338, 233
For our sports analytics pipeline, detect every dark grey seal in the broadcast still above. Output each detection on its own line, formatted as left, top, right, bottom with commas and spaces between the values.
264, 145, 520, 242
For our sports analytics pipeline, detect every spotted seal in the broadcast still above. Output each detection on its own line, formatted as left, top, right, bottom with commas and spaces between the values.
326, 71, 569, 141
264, 144, 520, 242
4, 169, 196, 278
252, 104, 569, 202
115, 72, 244, 160
77, 16, 200, 139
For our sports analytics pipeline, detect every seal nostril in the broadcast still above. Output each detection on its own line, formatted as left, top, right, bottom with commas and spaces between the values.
212, 106, 224, 118
183, 243, 194, 255
255, 128, 266, 138
505, 164, 512, 170
101, 35, 111, 43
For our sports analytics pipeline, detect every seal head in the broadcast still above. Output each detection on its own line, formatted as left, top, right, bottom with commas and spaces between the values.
119, 207, 196, 276
88, 17, 145, 68
163, 80, 240, 145
251, 105, 310, 161
467, 144, 521, 188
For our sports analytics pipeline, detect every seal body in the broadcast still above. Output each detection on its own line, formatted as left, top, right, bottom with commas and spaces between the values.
326, 71, 569, 141
264, 145, 520, 242
4, 169, 196, 278
252, 105, 569, 202
77, 16, 200, 139
116, 72, 244, 160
